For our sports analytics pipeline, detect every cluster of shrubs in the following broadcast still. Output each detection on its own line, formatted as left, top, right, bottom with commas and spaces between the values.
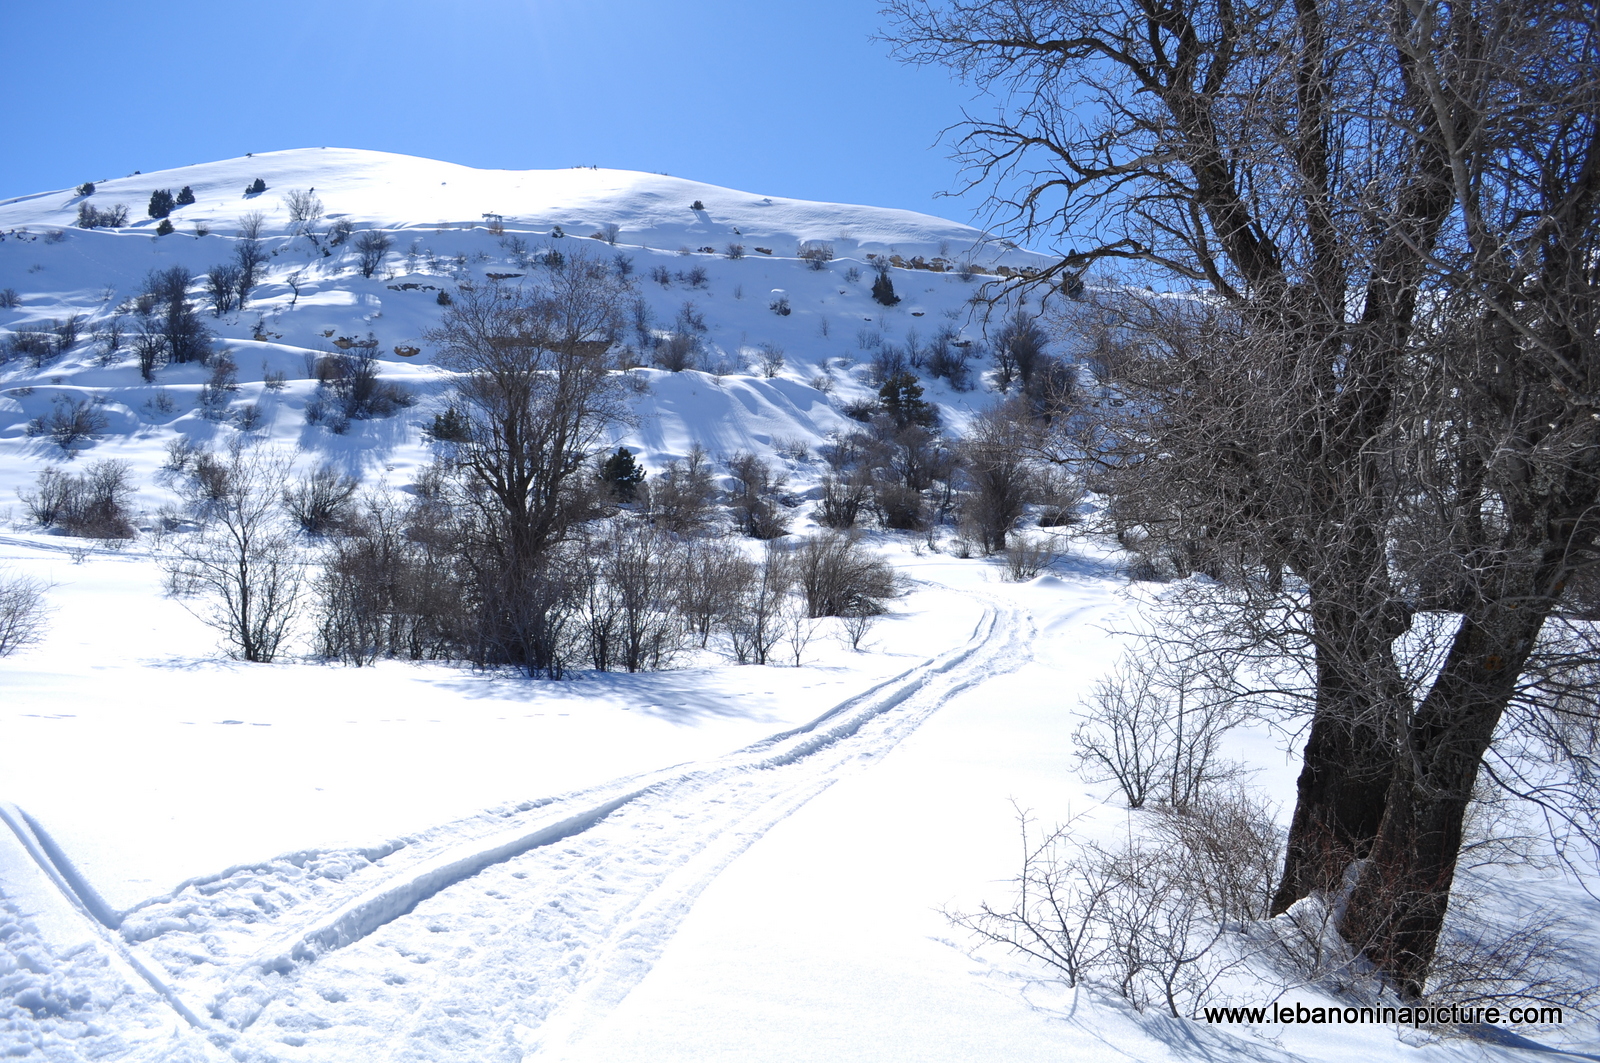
21, 461, 136, 538
76, 203, 130, 229
313, 483, 901, 672
304, 345, 414, 432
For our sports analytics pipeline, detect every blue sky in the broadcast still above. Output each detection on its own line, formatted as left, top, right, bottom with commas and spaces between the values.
2, 1, 999, 225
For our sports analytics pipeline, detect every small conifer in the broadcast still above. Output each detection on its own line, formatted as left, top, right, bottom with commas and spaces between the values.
599, 446, 647, 502
175, 185, 196, 206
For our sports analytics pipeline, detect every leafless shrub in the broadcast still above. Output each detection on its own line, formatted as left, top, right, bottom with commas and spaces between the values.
1075, 642, 1245, 810
582, 520, 691, 672
353, 230, 393, 278
162, 449, 303, 662
726, 451, 789, 539
793, 532, 901, 618
305, 344, 412, 428
951, 797, 1273, 1016
283, 189, 324, 233
27, 397, 109, 451
0, 569, 49, 656
798, 241, 834, 270
755, 342, 785, 378
313, 493, 463, 665
1003, 536, 1057, 581
674, 537, 752, 647
207, 263, 243, 316
20, 462, 136, 539
0, 288, 20, 309
600, 222, 621, 245
283, 466, 360, 535
650, 444, 717, 534
196, 351, 240, 420
725, 242, 744, 259
725, 541, 792, 664
818, 474, 870, 529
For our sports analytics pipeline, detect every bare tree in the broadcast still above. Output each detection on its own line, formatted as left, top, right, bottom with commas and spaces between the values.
423, 251, 630, 675
283, 189, 324, 238
960, 398, 1036, 553
162, 448, 303, 662
354, 230, 393, 278
885, 0, 1600, 994
0, 569, 49, 657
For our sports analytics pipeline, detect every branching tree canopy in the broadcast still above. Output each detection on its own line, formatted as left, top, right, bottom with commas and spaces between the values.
883, 0, 1599, 996
425, 250, 630, 676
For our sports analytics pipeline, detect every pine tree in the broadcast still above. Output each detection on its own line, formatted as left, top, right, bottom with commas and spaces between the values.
599, 446, 647, 502
870, 268, 900, 307
148, 189, 175, 218
155, 218, 175, 236
246, 178, 267, 194
175, 185, 195, 206
877, 372, 936, 429
76, 182, 95, 196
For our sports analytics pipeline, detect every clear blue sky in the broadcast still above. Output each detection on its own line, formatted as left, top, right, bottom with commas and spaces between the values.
2, 1, 998, 225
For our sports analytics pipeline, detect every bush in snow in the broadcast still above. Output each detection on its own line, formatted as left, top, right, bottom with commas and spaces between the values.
163, 448, 304, 663
725, 452, 789, 540
26, 397, 109, 452
245, 177, 267, 194
0, 568, 49, 657
175, 185, 195, 206
306, 344, 412, 429
283, 465, 360, 535
792, 532, 901, 618
76, 181, 95, 196
798, 241, 834, 270
0, 288, 20, 309
21, 461, 137, 538
353, 230, 393, 278
147, 189, 175, 218
76, 202, 129, 228
948, 791, 1280, 1017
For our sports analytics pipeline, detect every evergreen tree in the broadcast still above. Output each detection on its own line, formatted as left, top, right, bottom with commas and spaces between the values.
76, 182, 95, 196
877, 372, 937, 429
599, 446, 647, 502
148, 189, 175, 218
155, 218, 175, 236
870, 268, 900, 307
245, 178, 267, 194
175, 185, 196, 206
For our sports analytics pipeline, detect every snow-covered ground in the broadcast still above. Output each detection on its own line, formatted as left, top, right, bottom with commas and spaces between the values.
3, 151, 1596, 1062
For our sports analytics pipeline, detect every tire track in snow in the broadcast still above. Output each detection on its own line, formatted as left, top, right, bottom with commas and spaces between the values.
0, 801, 230, 1057
198, 596, 1033, 1058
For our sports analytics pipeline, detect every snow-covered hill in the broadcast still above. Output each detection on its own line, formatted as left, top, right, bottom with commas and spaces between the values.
0, 148, 1053, 511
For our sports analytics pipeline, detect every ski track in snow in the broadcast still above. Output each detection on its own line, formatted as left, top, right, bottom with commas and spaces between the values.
7, 595, 1033, 1060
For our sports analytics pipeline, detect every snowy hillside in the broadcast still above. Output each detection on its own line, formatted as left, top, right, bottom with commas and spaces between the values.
0, 148, 1053, 511
2, 151, 1595, 1063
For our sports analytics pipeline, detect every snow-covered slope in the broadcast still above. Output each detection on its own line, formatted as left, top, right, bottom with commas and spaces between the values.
0, 147, 1049, 510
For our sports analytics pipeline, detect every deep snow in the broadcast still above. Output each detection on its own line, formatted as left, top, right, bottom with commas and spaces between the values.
2, 150, 1595, 1062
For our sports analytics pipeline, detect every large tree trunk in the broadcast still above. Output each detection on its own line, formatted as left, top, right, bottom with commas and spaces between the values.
1341, 601, 1550, 995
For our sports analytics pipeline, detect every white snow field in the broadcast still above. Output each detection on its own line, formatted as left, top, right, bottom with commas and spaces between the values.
2, 150, 1596, 1061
